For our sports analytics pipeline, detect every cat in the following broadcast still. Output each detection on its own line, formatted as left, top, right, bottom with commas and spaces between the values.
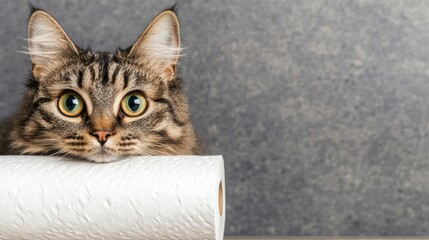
10, 5, 202, 162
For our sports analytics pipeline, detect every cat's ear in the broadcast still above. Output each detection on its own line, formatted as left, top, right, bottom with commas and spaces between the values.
27, 10, 78, 78
128, 10, 181, 81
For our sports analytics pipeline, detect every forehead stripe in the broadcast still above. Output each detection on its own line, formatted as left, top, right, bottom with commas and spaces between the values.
77, 69, 84, 88
100, 53, 110, 85
111, 65, 121, 85
89, 65, 96, 84
62, 71, 71, 82
123, 70, 131, 90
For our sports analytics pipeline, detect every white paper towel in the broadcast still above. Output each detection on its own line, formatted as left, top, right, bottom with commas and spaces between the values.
0, 155, 225, 240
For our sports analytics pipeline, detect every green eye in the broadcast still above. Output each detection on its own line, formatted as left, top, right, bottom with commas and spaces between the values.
58, 92, 84, 117
121, 92, 148, 117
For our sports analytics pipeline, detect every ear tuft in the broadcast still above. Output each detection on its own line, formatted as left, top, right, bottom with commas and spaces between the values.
128, 10, 181, 81
164, 2, 182, 14
27, 10, 78, 76
28, 3, 43, 17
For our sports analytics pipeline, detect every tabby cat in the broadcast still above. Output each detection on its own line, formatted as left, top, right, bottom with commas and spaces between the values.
10, 6, 201, 162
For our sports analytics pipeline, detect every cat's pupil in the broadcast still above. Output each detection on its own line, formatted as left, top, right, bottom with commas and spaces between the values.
128, 95, 141, 112
66, 95, 78, 111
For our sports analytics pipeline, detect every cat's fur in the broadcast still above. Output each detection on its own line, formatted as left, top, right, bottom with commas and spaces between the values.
10, 6, 202, 162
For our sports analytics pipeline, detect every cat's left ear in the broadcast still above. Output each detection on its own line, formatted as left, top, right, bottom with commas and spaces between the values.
128, 10, 181, 81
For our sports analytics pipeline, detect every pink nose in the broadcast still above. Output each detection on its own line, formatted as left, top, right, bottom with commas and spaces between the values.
92, 130, 113, 145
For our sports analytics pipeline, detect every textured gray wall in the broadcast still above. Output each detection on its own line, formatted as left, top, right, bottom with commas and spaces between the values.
1, 0, 429, 236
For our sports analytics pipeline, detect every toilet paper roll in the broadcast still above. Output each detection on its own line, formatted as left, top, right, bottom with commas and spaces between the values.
0, 155, 225, 240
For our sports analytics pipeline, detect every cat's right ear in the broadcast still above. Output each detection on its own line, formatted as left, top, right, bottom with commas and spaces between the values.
27, 10, 78, 79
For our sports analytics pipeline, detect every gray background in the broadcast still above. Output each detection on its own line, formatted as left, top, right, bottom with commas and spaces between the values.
1, 0, 429, 236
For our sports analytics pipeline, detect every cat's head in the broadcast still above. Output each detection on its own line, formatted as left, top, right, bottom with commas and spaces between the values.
10, 7, 200, 162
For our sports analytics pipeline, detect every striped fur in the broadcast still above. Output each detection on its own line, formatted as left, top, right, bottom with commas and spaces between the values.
10, 7, 202, 162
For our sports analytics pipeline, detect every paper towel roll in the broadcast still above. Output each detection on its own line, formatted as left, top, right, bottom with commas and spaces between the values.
0, 155, 225, 240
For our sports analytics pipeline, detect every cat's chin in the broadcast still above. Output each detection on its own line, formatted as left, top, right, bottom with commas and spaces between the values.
84, 152, 122, 163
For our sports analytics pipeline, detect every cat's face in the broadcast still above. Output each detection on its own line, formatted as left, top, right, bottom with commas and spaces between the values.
10, 8, 200, 162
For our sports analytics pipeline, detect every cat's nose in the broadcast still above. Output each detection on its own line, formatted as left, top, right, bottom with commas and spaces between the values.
92, 130, 113, 146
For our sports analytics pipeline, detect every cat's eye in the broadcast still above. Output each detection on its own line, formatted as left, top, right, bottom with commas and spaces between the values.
58, 92, 84, 117
121, 92, 148, 117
